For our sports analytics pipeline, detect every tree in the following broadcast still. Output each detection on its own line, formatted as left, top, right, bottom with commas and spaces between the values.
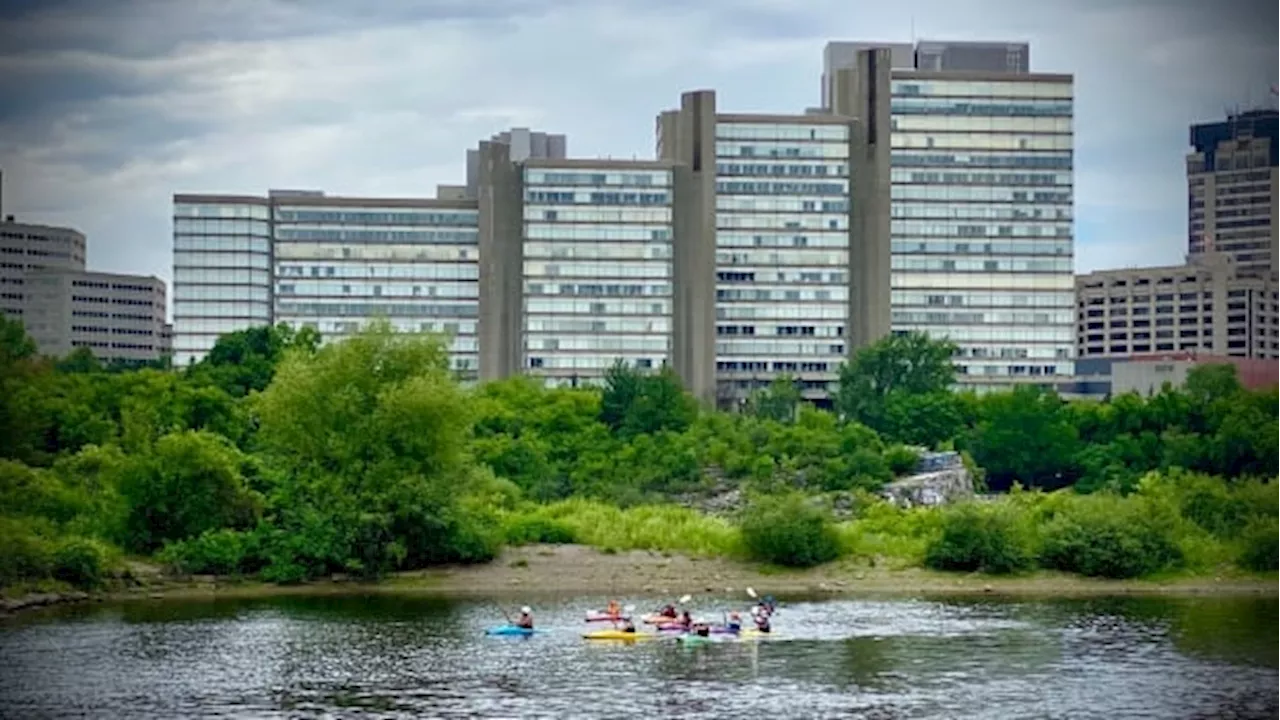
834, 332, 959, 444
600, 361, 696, 438
748, 374, 801, 424
188, 323, 321, 398
964, 385, 1081, 491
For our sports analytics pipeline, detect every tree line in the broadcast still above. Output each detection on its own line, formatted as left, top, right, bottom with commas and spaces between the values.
0, 316, 1274, 591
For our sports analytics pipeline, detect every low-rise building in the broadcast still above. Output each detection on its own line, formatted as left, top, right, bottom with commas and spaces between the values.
21, 269, 169, 364
1111, 353, 1278, 396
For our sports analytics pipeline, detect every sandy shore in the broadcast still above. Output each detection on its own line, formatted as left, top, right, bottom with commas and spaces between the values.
56, 544, 1274, 608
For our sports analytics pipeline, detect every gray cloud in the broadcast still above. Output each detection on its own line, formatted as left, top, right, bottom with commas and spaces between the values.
0, 0, 1275, 295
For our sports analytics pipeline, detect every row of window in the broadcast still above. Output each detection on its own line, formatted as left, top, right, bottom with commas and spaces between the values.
524, 335, 670, 353
528, 282, 671, 297
275, 243, 477, 262
893, 310, 1073, 325
525, 224, 671, 242
715, 162, 848, 178
177, 252, 271, 270
526, 355, 664, 371
893, 203, 1071, 221
526, 299, 671, 316
892, 152, 1072, 170
526, 208, 673, 224
715, 142, 849, 160
891, 186, 1072, 203
173, 218, 271, 235
891, 99, 1072, 117
892, 240, 1072, 256
716, 197, 849, 213
285, 318, 476, 336
717, 360, 834, 374
893, 290, 1076, 308
276, 282, 478, 299
274, 228, 479, 245
892, 221, 1072, 238
716, 270, 846, 284
274, 301, 478, 318
715, 180, 848, 196
175, 235, 271, 253
70, 325, 156, 336
716, 304, 849, 321
523, 261, 670, 279
174, 285, 270, 302
524, 170, 672, 187
276, 262, 479, 280
893, 80, 1072, 99
892, 256, 1072, 273
716, 324, 843, 338
526, 318, 670, 334
892, 323, 1074, 342
275, 210, 479, 226
717, 232, 849, 249
892, 170, 1071, 187
173, 301, 273, 318
174, 268, 270, 285
716, 340, 845, 356
891, 132, 1072, 152
716, 287, 849, 302
719, 214, 847, 232
715, 124, 849, 142
892, 116, 1072, 134
526, 242, 671, 261
174, 203, 270, 221
717, 250, 848, 266
524, 191, 671, 206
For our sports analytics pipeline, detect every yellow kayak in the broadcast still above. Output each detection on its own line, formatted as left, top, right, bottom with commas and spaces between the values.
584, 630, 658, 641
739, 629, 778, 639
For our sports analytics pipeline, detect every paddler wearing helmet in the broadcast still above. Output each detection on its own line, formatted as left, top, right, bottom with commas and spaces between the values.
516, 606, 534, 629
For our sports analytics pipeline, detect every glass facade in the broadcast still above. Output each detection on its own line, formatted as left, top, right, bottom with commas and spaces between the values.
172, 201, 273, 367
889, 78, 1076, 389
714, 121, 851, 395
272, 205, 481, 377
522, 167, 675, 386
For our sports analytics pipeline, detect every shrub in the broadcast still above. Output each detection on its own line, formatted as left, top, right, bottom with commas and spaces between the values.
739, 493, 841, 568
1039, 495, 1183, 579
0, 519, 54, 587
1238, 520, 1279, 572
502, 513, 578, 545
50, 537, 111, 589
924, 503, 1033, 574
884, 445, 921, 477
158, 529, 257, 576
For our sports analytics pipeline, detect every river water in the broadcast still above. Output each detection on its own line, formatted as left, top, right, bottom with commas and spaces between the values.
0, 592, 1275, 719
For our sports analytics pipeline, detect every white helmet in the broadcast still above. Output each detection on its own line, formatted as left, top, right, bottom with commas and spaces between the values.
521, 606, 532, 614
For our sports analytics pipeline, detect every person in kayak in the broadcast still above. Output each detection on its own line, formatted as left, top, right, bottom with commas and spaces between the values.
516, 606, 534, 629
752, 608, 771, 633
726, 611, 743, 633
654, 603, 677, 619
622, 618, 637, 633
606, 600, 622, 617
693, 622, 711, 637
679, 610, 694, 631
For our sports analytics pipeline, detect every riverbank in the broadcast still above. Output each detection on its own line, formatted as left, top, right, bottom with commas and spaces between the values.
4, 544, 1274, 616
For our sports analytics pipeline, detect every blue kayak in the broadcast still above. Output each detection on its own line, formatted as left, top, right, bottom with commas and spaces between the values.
485, 625, 538, 636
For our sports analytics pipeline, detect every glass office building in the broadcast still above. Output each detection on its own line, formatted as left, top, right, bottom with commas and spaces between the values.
171, 196, 273, 367
888, 75, 1076, 388
714, 118, 853, 396
521, 162, 675, 386
272, 197, 480, 377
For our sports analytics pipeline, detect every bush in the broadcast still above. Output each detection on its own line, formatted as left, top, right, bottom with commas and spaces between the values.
158, 529, 257, 576
503, 513, 578, 545
924, 503, 1033, 574
884, 445, 920, 476
1039, 495, 1183, 579
50, 537, 111, 589
739, 493, 841, 568
1238, 520, 1279, 572
0, 519, 54, 587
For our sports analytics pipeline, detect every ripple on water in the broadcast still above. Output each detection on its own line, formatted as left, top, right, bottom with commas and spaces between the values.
0, 594, 1275, 719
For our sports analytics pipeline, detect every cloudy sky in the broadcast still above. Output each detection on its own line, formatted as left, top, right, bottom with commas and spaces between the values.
0, 0, 1276, 295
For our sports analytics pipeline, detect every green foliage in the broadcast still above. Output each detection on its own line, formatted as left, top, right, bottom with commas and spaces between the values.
739, 493, 841, 568
502, 511, 578, 545
925, 503, 1034, 574
526, 498, 740, 557
600, 362, 697, 438
964, 386, 1081, 490
747, 375, 801, 423
50, 537, 112, 589
1238, 520, 1279, 572
158, 529, 259, 576
884, 445, 921, 476
1038, 493, 1183, 579
835, 331, 960, 447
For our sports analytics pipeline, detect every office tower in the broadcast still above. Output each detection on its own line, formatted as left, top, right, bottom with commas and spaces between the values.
271, 192, 480, 377
465, 128, 568, 200
171, 195, 273, 367
657, 73, 892, 404
2, 214, 167, 363
825, 40, 1076, 391
1186, 109, 1278, 276
21, 270, 169, 363
173, 191, 480, 374
1, 214, 86, 319
822, 42, 914, 110
1075, 252, 1278, 362
476, 145, 677, 388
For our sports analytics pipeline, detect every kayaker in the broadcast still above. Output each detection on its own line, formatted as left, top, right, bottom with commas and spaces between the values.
679, 610, 694, 630
622, 618, 637, 634
693, 623, 710, 637
516, 606, 534, 629
658, 604, 677, 619
752, 609, 771, 633
726, 611, 742, 633
607, 600, 622, 617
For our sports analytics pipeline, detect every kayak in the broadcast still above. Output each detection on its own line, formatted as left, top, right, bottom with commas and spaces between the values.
485, 625, 538, 636
676, 634, 714, 646
656, 623, 739, 634
585, 613, 631, 623
583, 629, 658, 641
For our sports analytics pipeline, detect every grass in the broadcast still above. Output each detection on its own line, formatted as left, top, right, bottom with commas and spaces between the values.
502, 498, 742, 558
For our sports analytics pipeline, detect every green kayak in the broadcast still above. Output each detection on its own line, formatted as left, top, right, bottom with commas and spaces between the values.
677, 633, 713, 646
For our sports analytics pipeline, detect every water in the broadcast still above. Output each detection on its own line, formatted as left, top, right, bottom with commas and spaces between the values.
0, 592, 1275, 719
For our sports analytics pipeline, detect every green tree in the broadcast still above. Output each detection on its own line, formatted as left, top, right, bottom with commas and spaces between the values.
187, 323, 321, 397
600, 361, 697, 438
965, 385, 1080, 490
748, 374, 801, 424
834, 332, 959, 444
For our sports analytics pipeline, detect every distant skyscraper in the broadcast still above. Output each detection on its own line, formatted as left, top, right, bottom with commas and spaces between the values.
1186, 109, 1278, 276
465, 128, 567, 199
825, 40, 1075, 392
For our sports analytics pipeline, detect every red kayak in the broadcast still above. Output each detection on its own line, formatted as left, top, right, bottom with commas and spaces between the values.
584, 612, 631, 623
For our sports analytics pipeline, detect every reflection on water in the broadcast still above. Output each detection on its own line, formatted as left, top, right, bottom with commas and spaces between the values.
0, 592, 1275, 719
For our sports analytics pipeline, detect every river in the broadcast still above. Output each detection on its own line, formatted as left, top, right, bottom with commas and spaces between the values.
0, 592, 1275, 719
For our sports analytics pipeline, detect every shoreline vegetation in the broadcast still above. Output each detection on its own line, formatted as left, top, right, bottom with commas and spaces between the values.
1, 320, 1277, 618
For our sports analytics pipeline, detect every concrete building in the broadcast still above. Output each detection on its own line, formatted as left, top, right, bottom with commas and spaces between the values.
173, 191, 480, 374
1186, 109, 1278, 276
270, 192, 480, 378
1070, 253, 1279, 395
20, 269, 169, 363
1109, 353, 1278, 397
656, 75, 892, 404
824, 40, 1076, 392
465, 128, 568, 200
0, 215, 86, 319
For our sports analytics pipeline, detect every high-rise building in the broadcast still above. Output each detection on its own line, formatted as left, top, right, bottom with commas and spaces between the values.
1186, 109, 1278, 276
656, 83, 892, 404
465, 127, 568, 200
825, 40, 1076, 392
171, 195, 273, 367
173, 191, 480, 375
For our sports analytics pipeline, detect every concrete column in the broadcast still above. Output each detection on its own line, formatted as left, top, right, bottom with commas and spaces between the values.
476, 141, 524, 381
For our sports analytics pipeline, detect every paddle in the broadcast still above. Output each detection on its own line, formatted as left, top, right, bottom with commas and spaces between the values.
611, 605, 637, 629
493, 602, 514, 625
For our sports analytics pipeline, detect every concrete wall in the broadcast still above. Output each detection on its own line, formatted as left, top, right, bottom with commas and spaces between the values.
21, 269, 168, 363
475, 141, 525, 381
